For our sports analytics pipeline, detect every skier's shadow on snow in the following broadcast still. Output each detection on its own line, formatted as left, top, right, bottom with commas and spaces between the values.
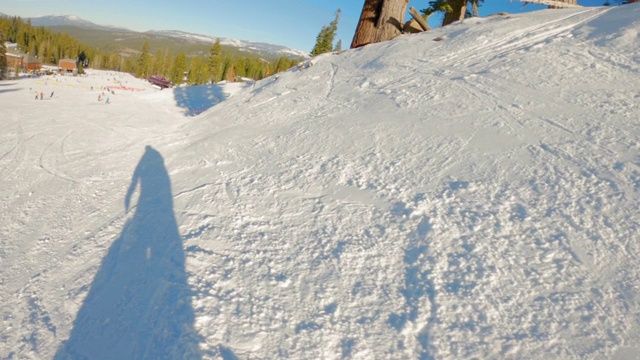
55, 146, 202, 360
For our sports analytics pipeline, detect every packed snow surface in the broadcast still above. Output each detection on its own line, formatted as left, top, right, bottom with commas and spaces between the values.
1, 5, 639, 360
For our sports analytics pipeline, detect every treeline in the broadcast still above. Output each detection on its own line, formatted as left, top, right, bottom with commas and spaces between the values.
0, 15, 301, 84
131, 39, 300, 86
0, 16, 98, 66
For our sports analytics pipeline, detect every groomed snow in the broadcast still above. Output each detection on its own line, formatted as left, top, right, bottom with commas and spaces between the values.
1, 4, 639, 359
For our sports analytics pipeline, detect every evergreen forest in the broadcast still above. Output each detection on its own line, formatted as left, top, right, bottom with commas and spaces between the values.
0, 15, 303, 85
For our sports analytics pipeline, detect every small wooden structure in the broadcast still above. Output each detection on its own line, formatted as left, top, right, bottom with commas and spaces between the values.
58, 59, 78, 74
24, 54, 42, 71
148, 75, 172, 89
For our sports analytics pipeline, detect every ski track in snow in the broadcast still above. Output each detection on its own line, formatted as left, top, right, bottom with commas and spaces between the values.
1, 4, 640, 360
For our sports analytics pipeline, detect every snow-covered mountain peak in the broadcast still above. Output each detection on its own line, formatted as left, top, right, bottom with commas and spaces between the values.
28, 14, 101, 28
147, 29, 309, 58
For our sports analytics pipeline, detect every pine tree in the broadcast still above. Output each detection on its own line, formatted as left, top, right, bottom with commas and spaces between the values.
421, 0, 454, 23
311, 25, 329, 56
0, 40, 7, 80
334, 39, 343, 52
187, 57, 210, 85
329, 9, 341, 44
38, 40, 49, 64
221, 55, 235, 82
170, 53, 187, 85
136, 41, 151, 78
107, 51, 120, 71
442, 0, 468, 25
235, 57, 247, 78
150, 49, 165, 76
7, 17, 19, 43
162, 49, 172, 76
78, 50, 87, 67
311, 9, 341, 56
208, 40, 223, 83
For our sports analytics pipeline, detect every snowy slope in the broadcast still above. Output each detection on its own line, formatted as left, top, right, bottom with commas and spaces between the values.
1, 5, 639, 360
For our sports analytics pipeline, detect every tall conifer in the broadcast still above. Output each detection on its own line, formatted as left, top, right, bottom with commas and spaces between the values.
170, 53, 187, 85
311, 9, 341, 56
188, 57, 210, 85
0, 40, 7, 80
208, 39, 223, 83
334, 39, 343, 52
136, 41, 151, 78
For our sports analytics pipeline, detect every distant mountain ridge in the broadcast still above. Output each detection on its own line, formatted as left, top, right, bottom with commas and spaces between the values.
148, 29, 309, 59
27, 14, 129, 31
12, 14, 307, 59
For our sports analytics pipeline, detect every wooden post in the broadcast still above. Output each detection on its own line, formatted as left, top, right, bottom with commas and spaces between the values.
409, 7, 430, 31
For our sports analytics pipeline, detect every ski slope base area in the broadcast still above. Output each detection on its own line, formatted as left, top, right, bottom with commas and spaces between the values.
1, 5, 639, 360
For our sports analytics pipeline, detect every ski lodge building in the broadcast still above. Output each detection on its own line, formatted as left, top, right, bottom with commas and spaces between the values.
3, 42, 42, 72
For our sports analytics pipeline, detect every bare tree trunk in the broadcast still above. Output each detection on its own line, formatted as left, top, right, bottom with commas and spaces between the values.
409, 7, 430, 31
375, 0, 409, 41
471, 0, 479, 17
351, 0, 383, 48
351, 0, 409, 49
442, 0, 468, 26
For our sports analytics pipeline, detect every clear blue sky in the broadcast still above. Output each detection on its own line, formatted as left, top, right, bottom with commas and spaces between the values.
3, 0, 606, 52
